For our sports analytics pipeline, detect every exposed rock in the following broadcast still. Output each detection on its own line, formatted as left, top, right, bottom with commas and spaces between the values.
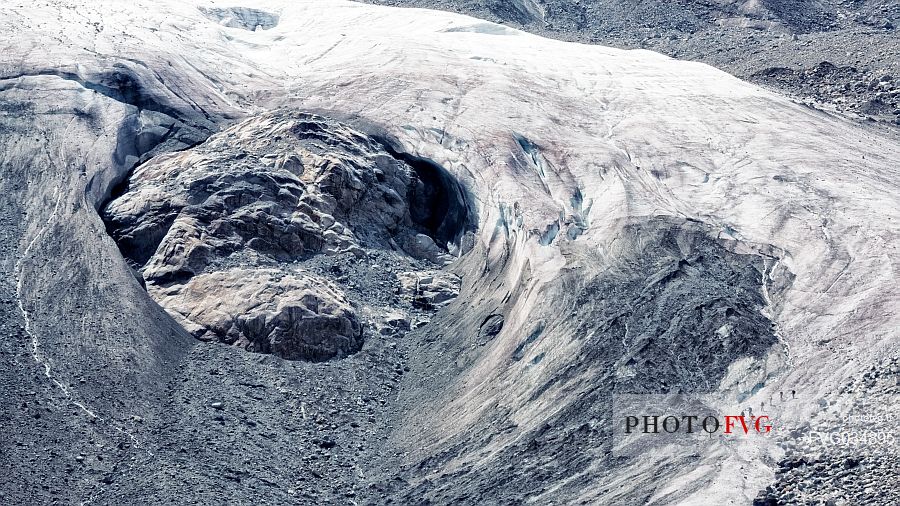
398, 232, 454, 265
397, 271, 461, 309
151, 268, 362, 361
384, 311, 411, 332
105, 112, 420, 283
104, 111, 471, 360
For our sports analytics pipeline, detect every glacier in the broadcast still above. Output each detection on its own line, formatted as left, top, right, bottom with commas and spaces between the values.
0, 0, 898, 503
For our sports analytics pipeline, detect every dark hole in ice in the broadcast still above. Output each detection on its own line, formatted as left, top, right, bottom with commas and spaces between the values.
373, 137, 476, 250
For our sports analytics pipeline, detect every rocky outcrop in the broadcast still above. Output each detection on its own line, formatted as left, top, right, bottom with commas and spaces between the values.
150, 269, 361, 361
104, 111, 471, 360
106, 113, 411, 279
397, 270, 461, 309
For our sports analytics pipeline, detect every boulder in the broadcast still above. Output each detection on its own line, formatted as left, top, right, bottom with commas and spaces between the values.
149, 268, 362, 361
397, 271, 461, 309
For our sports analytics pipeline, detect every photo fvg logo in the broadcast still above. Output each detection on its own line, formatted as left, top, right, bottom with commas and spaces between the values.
624, 414, 773, 435
612, 394, 779, 456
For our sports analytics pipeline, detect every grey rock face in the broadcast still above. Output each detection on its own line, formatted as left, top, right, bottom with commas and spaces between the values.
104, 111, 471, 360
396, 232, 454, 265
151, 269, 362, 361
397, 270, 462, 309
580, 219, 778, 393
106, 112, 413, 281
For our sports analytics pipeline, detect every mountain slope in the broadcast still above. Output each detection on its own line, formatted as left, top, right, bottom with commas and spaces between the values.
0, 0, 898, 503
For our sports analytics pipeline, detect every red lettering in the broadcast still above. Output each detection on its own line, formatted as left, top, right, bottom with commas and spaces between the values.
724, 416, 737, 434
755, 416, 772, 433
